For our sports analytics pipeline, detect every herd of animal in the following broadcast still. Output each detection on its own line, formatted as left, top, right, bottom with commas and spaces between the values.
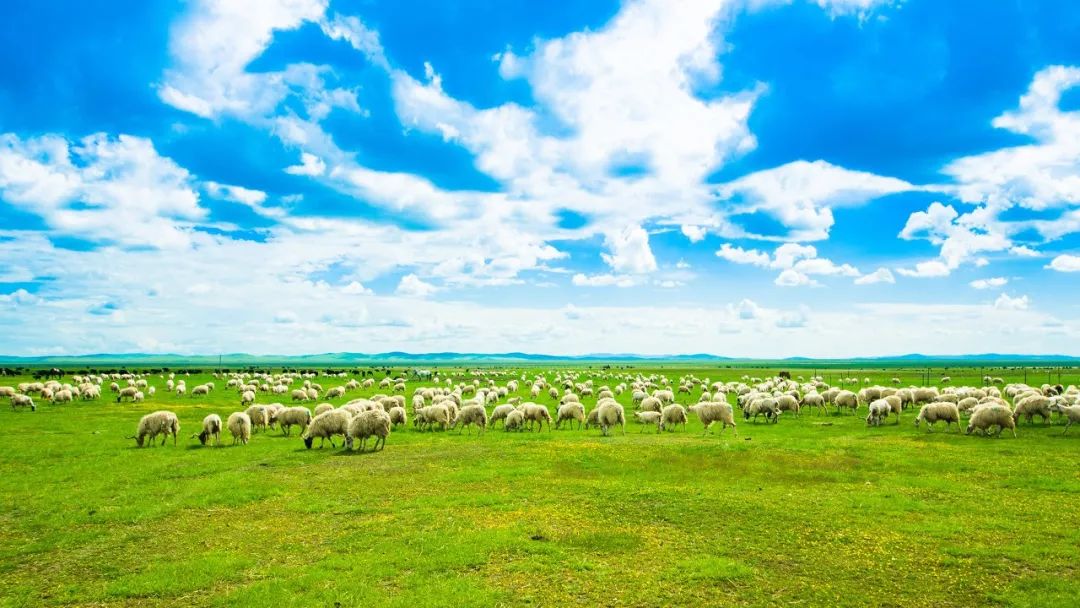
5, 369, 1080, 452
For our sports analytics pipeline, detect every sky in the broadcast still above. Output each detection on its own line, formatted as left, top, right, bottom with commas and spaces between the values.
2, 0, 1080, 358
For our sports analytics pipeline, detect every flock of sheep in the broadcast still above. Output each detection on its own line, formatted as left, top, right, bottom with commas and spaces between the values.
5, 369, 1080, 452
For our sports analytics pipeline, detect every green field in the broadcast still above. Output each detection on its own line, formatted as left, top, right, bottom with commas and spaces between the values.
1, 366, 1078, 607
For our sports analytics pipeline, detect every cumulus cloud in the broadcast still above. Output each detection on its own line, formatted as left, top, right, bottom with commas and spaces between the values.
341, 281, 373, 295
896, 260, 951, 278
716, 241, 858, 285
854, 267, 895, 285
970, 277, 1007, 289
571, 273, 640, 288
285, 152, 326, 177
395, 274, 438, 298
775, 269, 819, 287
993, 292, 1030, 310
1046, 254, 1080, 272
600, 224, 658, 274
681, 224, 707, 243
716, 243, 770, 267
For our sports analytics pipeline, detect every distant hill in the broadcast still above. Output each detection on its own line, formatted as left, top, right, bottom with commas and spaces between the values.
0, 351, 1077, 367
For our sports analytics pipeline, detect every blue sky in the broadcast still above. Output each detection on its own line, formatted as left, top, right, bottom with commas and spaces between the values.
2, 0, 1080, 357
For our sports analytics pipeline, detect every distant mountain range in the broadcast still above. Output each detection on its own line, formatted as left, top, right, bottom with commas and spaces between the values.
0, 352, 1078, 366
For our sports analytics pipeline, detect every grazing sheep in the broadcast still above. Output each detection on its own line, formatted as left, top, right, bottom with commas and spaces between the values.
245, 405, 270, 433
291, 389, 308, 402
240, 390, 256, 406
116, 386, 140, 403
638, 396, 663, 413
191, 384, 210, 397
388, 406, 407, 428
345, 409, 392, 451
802, 392, 828, 416
556, 402, 586, 430
595, 401, 626, 437
775, 394, 800, 417
489, 404, 516, 428
633, 410, 662, 432
744, 399, 779, 423
313, 403, 334, 417
196, 414, 222, 446
504, 409, 526, 432
303, 409, 352, 448
452, 404, 488, 435
277, 406, 312, 436
11, 394, 35, 411
325, 386, 346, 399
51, 389, 73, 404
130, 411, 180, 447
521, 403, 553, 431
834, 390, 859, 415
227, 412, 252, 445
914, 402, 961, 432
660, 404, 688, 432
866, 399, 892, 427
966, 405, 1017, 438
688, 402, 737, 436
416, 404, 451, 432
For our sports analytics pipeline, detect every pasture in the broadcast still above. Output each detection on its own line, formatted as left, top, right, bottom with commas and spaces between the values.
1, 365, 1078, 607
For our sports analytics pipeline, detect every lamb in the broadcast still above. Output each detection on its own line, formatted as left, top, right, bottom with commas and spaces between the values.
595, 401, 626, 436
966, 405, 1017, 438
633, 410, 662, 432
277, 406, 312, 436
555, 402, 585, 430
196, 414, 222, 446
245, 405, 270, 433
866, 399, 892, 426
914, 402, 961, 432
345, 409, 392, 451
504, 409, 526, 432
489, 404, 516, 428
660, 404, 688, 432
388, 406, 408, 428
302, 409, 353, 448
452, 404, 488, 435
228, 412, 252, 445
130, 411, 180, 447
11, 394, 35, 411
688, 402, 737, 436
521, 403, 553, 431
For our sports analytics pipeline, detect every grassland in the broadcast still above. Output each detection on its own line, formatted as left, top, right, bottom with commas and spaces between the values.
0, 365, 1078, 607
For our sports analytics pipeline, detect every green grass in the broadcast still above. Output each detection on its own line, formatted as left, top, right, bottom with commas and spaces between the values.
0, 366, 1078, 607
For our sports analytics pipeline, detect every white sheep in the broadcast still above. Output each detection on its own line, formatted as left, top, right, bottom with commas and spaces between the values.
313, 403, 334, 417
633, 410, 662, 432
866, 399, 892, 426
595, 401, 626, 436
1012, 395, 1052, 425
966, 405, 1017, 438
130, 411, 180, 447
914, 402, 961, 432
744, 399, 779, 423
688, 402, 736, 436
555, 402, 585, 430
1055, 403, 1080, 435
303, 409, 352, 448
660, 404, 688, 432
196, 413, 222, 446
452, 404, 488, 435
504, 409, 526, 431
388, 406, 408, 428
416, 404, 451, 432
245, 405, 270, 433
489, 404, 516, 428
11, 394, 35, 411
521, 403, 553, 431
227, 412, 252, 445
277, 406, 312, 436
345, 409, 392, 451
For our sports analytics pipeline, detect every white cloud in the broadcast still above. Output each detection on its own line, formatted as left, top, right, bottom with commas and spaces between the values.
969, 277, 1007, 290
600, 224, 658, 274
681, 224, 707, 243
1009, 245, 1041, 257
716, 160, 913, 241
775, 269, 819, 287
395, 274, 438, 298
896, 260, 951, 278
854, 267, 895, 285
341, 281, 373, 295
0, 132, 203, 248
675, 259, 691, 269
285, 152, 326, 177
993, 292, 1030, 310
571, 273, 640, 288
770, 243, 818, 269
814, 0, 899, 19
1046, 254, 1080, 272
716, 243, 770, 267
